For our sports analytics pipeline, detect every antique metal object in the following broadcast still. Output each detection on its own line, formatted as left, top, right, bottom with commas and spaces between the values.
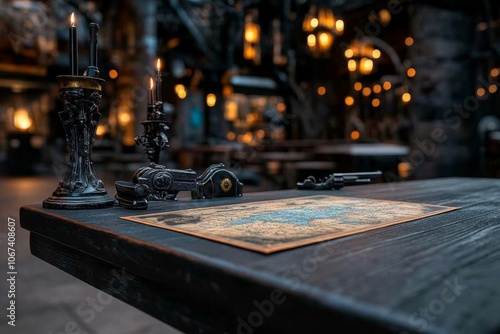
297, 171, 382, 190
43, 75, 114, 209
192, 163, 243, 199
133, 163, 197, 201
115, 181, 150, 210
135, 100, 169, 164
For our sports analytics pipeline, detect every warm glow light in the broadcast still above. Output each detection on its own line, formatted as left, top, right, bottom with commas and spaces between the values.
175, 84, 187, 99
242, 132, 253, 144
13, 108, 32, 131
477, 88, 486, 97
317, 86, 326, 96
246, 113, 257, 124
307, 34, 316, 48
350, 130, 360, 141
177, 90, 187, 99
227, 131, 236, 141
206, 93, 217, 107
379, 9, 391, 25
223, 85, 233, 97
402, 92, 412, 103
310, 18, 319, 28
407, 67, 416, 78
348, 59, 357, 72
256, 129, 266, 139
359, 58, 374, 75
244, 44, 256, 59
123, 135, 136, 146
405, 37, 414, 46
344, 49, 354, 58
372, 49, 381, 59
244, 22, 260, 43
489, 84, 498, 94
372, 98, 381, 107
318, 32, 333, 50
354, 82, 363, 91
373, 84, 382, 94
96, 124, 107, 136
362, 87, 372, 97
398, 162, 413, 178
174, 84, 184, 94
335, 19, 344, 33
224, 101, 238, 121
150, 77, 154, 90
383, 81, 392, 90
157, 58, 161, 71
109, 69, 118, 79
277, 102, 286, 112
491, 68, 500, 78
70, 12, 75, 26
345, 96, 355, 106
118, 111, 132, 127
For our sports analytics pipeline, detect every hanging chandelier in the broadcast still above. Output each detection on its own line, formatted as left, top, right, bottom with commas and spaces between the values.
344, 39, 380, 75
303, 3, 344, 56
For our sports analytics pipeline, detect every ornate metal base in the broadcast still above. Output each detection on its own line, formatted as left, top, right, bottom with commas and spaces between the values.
43, 193, 115, 209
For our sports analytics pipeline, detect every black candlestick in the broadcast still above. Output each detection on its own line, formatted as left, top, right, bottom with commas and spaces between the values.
69, 13, 78, 75
136, 77, 169, 164
86, 23, 99, 77
43, 75, 114, 209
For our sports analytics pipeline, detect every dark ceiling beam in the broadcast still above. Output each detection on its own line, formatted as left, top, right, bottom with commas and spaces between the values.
168, 0, 219, 64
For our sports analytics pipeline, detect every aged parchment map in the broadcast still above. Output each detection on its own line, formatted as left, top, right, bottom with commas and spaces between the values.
122, 195, 458, 253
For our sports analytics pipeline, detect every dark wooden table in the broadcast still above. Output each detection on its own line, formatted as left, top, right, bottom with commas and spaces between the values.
20, 178, 500, 334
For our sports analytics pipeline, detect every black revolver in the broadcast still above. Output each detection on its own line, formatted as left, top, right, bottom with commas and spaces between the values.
297, 171, 382, 190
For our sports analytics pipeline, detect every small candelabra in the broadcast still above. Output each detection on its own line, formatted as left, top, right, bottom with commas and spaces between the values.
135, 76, 169, 164
130, 61, 198, 203
44, 16, 114, 209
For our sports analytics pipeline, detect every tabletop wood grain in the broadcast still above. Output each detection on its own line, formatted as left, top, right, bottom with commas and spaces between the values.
20, 177, 500, 334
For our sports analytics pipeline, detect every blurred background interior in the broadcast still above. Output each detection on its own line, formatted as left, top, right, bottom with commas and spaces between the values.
3, 1, 500, 333
2, 0, 500, 189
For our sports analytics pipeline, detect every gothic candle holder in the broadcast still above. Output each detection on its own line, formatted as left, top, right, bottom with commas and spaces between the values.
43, 75, 115, 209
135, 100, 169, 164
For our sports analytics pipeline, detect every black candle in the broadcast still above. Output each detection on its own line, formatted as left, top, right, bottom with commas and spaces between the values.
86, 23, 100, 77
148, 77, 154, 105
147, 77, 155, 120
155, 58, 162, 102
69, 13, 78, 75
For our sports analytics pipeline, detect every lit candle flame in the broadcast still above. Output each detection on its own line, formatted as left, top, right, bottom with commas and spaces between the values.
150, 77, 154, 89
156, 58, 161, 71
71, 12, 75, 26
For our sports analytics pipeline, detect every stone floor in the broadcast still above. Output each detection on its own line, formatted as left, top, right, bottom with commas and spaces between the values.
0, 174, 183, 334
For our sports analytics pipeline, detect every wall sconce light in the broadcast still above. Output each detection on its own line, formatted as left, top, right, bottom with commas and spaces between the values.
303, 4, 344, 56
243, 12, 261, 64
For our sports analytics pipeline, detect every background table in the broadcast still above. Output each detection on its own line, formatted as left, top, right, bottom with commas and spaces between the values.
20, 178, 500, 334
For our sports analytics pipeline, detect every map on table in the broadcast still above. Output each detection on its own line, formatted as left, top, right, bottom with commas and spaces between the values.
121, 195, 458, 254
